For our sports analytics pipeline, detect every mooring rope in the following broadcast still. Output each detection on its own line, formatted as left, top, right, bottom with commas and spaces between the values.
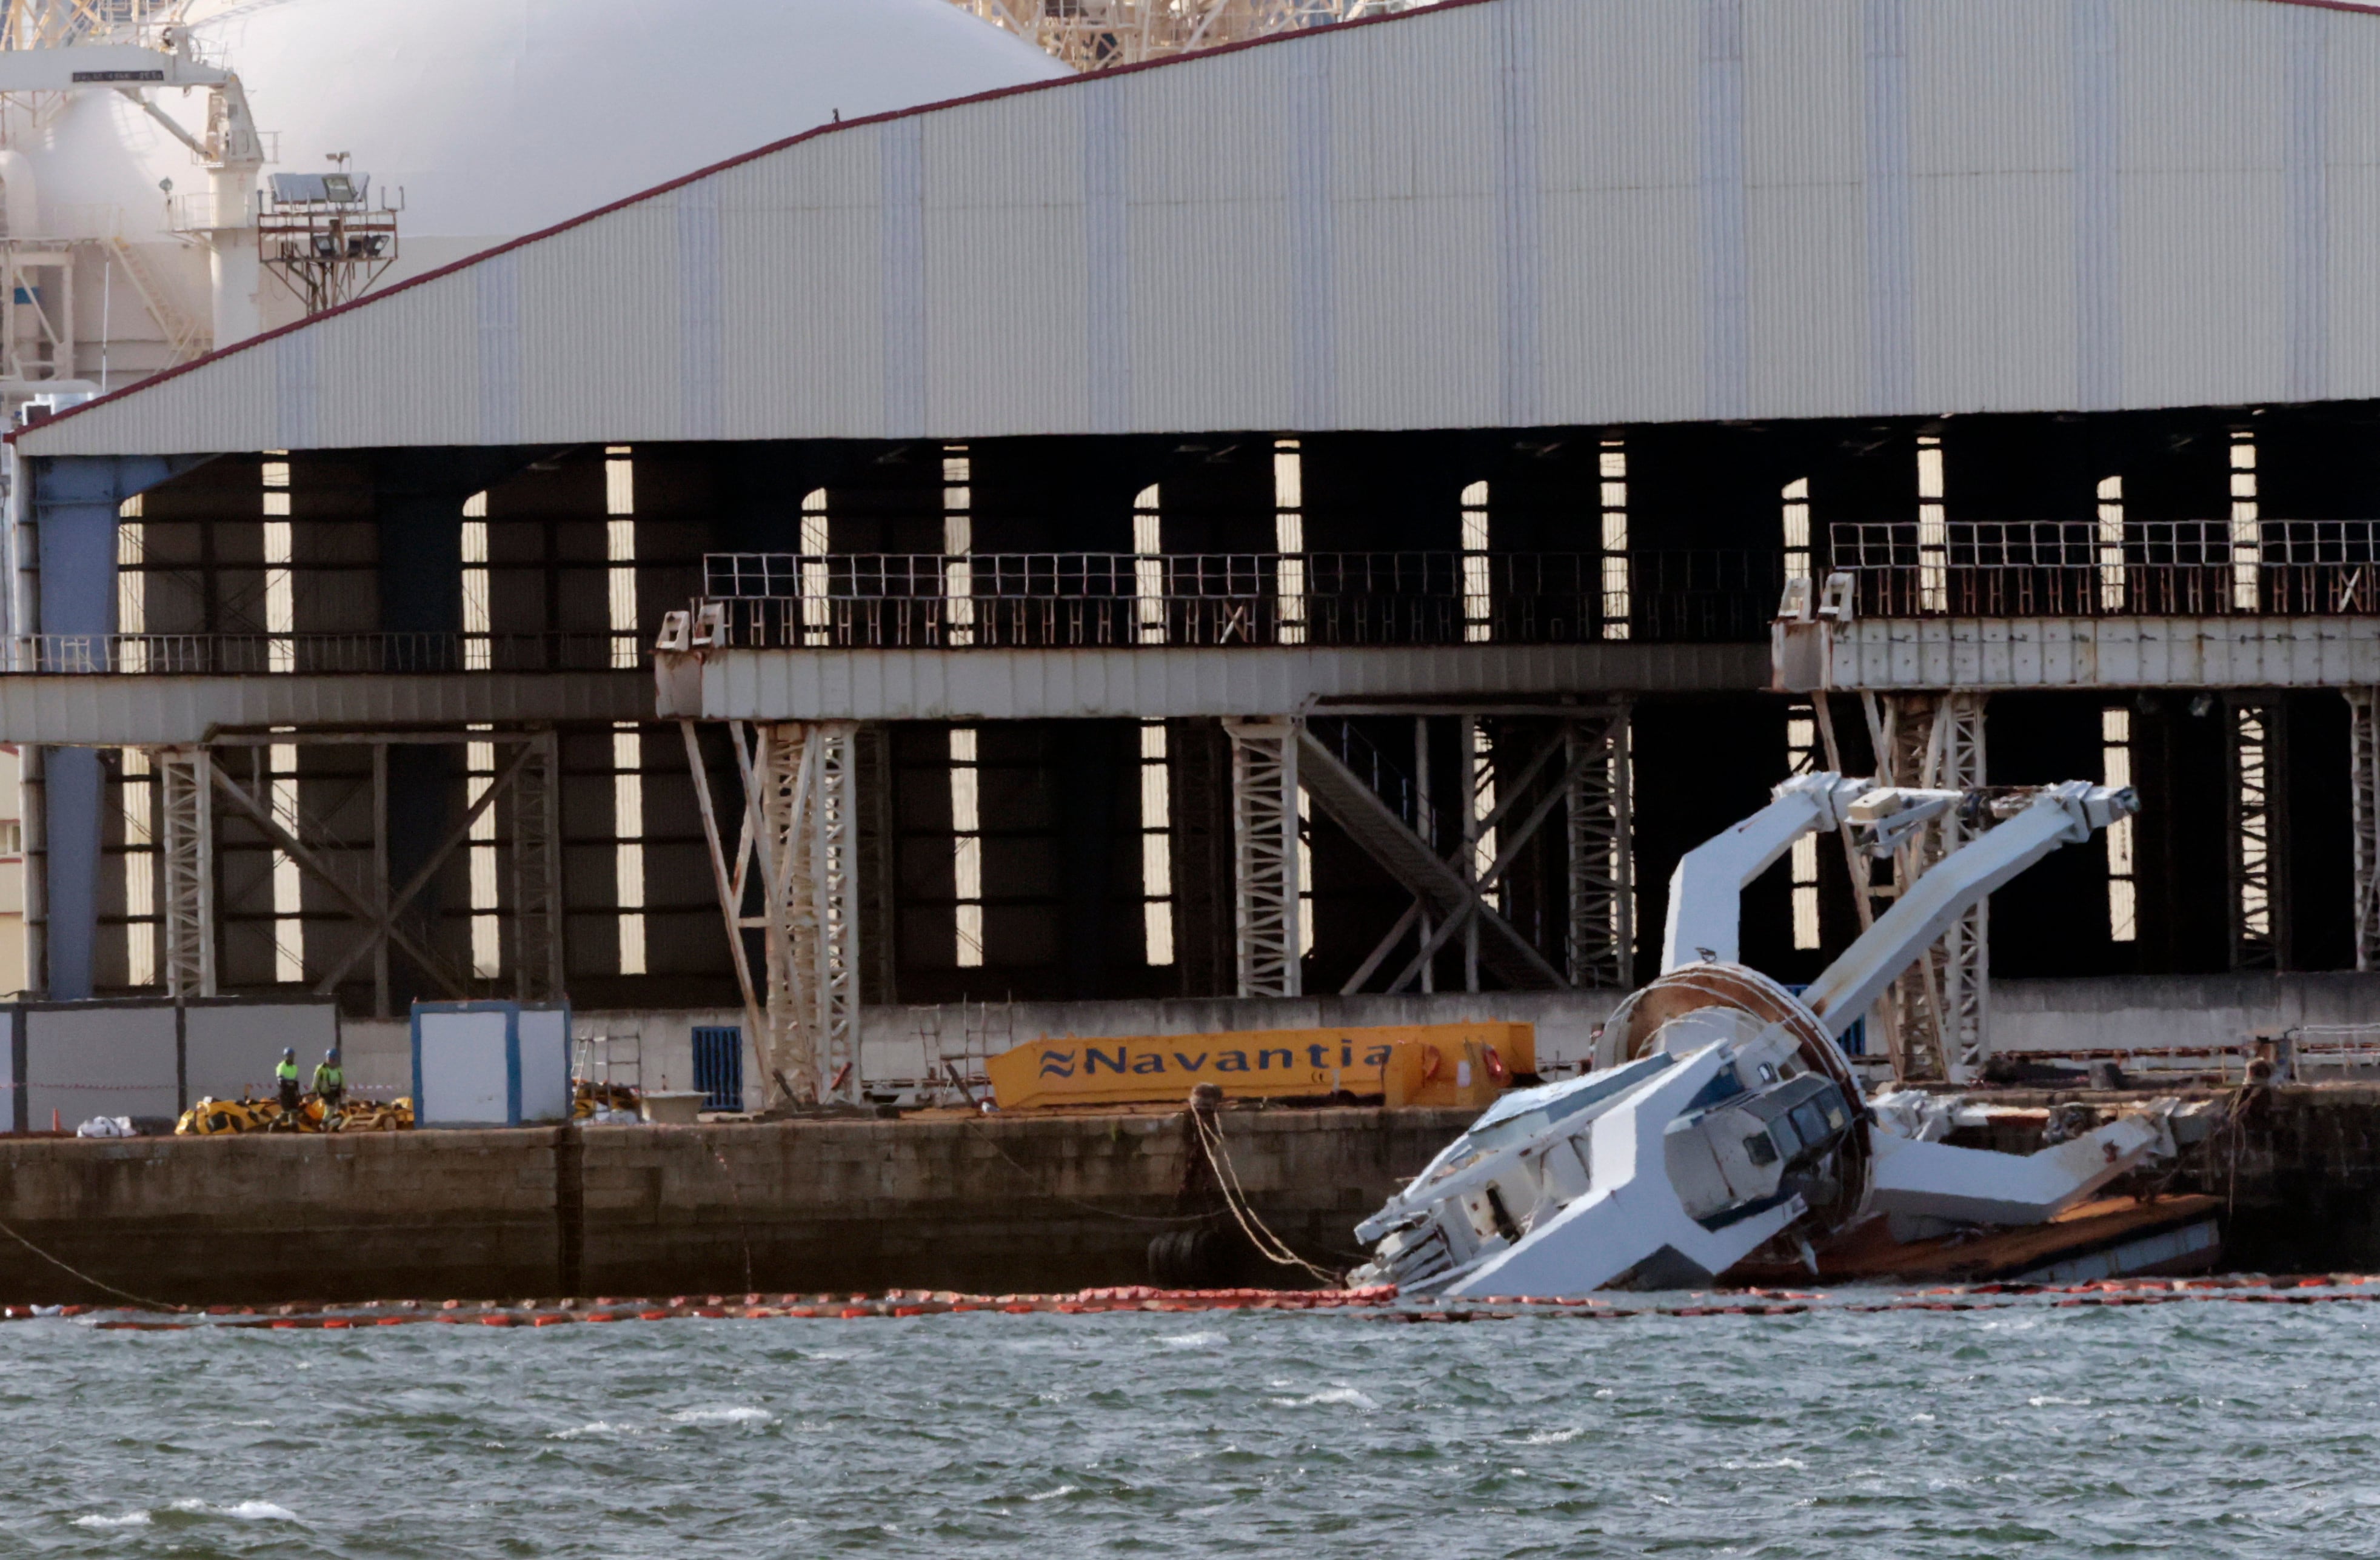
0, 1214, 187, 1313
1191, 1111, 1343, 1287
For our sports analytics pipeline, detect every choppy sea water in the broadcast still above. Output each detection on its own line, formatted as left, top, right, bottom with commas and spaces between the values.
4, 1305, 2378, 1557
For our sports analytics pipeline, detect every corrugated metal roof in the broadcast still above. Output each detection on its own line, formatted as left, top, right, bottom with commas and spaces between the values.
21, 0, 2379, 459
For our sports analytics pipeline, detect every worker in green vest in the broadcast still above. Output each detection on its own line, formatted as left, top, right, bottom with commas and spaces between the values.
312, 1049, 345, 1112
274, 1048, 301, 1113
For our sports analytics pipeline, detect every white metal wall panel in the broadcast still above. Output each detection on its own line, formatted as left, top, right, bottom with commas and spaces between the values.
19, 0, 2380, 461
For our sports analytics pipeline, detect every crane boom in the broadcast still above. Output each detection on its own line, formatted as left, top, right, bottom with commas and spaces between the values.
1798, 781, 2138, 1040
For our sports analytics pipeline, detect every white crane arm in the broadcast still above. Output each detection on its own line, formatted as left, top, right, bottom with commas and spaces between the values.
0, 42, 229, 93
1799, 781, 2137, 1038
1660, 772, 1869, 972
1866, 1108, 2172, 1226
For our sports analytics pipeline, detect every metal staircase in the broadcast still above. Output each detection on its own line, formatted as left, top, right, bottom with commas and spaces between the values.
105, 235, 209, 366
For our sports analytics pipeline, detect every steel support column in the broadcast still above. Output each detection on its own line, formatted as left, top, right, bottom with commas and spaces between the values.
2351, 689, 2379, 971
508, 730, 565, 1002
155, 745, 215, 1000
1933, 694, 1988, 1076
2227, 697, 2283, 971
1225, 717, 1300, 999
747, 720, 863, 1105
1868, 691, 1986, 1082
1564, 706, 1634, 989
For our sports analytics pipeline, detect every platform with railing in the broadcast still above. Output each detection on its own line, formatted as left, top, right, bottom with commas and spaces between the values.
690, 550, 1780, 651
2, 632, 634, 676
1826, 520, 2380, 619
1777, 520, 2380, 692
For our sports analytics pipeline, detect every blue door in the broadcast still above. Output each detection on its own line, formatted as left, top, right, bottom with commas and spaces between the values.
692, 1026, 744, 1110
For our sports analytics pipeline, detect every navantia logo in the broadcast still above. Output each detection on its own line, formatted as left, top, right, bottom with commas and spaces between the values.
1037, 1050, 1077, 1078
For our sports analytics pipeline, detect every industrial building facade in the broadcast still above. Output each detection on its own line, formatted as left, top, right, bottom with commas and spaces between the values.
6, 0, 2378, 1094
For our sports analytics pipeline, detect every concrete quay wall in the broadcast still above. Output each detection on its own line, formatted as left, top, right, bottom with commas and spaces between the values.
0, 1108, 1472, 1307
16, 1083, 2380, 1307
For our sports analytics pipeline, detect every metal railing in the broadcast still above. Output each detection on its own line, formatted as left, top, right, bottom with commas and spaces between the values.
694, 551, 1781, 649
7, 632, 633, 675
1828, 520, 2380, 618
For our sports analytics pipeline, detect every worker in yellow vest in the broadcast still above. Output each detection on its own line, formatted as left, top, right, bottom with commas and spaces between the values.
274, 1049, 301, 1113
312, 1049, 345, 1111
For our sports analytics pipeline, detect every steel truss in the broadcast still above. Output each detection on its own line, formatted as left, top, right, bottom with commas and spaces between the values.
1564, 709, 1634, 991
1225, 718, 1302, 999
155, 746, 213, 999
1865, 692, 1985, 1082
138, 728, 563, 1013
2352, 690, 2380, 972
1227, 709, 1630, 1000
2227, 698, 2284, 971
683, 720, 863, 1107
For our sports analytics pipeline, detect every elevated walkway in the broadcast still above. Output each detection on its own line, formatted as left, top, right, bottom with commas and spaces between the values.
1776, 614, 2380, 692
0, 669, 651, 745
658, 641, 1763, 722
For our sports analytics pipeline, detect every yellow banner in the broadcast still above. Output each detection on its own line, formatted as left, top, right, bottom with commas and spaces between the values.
984, 1022, 1534, 1110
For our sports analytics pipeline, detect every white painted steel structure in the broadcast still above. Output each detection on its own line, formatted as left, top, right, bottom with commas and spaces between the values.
0, 668, 647, 746
16, 0, 2380, 460
1776, 617, 2380, 692
658, 643, 1763, 723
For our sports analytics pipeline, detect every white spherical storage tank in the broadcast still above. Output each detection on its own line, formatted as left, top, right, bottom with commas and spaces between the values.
16, 0, 1067, 381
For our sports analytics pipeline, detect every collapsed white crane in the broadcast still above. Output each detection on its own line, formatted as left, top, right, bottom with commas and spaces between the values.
1352, 773, 2176, 1298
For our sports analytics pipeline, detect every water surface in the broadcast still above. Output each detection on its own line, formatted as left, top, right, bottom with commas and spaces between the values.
3, 1305, 2375, 1556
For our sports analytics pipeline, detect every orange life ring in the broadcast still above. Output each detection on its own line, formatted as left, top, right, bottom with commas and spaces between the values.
1419, 1045, 1443, 1082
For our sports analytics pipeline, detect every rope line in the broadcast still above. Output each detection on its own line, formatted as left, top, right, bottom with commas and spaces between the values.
0, 1215, 187, 1312
1192, 1111, 1343, 1286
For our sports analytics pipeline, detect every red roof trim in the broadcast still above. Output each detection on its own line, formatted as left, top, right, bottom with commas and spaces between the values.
10, 0, 1497, 447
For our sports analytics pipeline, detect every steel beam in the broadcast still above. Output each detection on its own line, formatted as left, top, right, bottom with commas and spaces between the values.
663, 642, 1767, 723
1777, 615, 2380, 692
0, 669, 650, 746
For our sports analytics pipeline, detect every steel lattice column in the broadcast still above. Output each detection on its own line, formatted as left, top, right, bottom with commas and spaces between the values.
1873, 692, 1989, 1083
2352, 690, 2380, 972
508, 730, 565, 1002
1225, 717, 1301, 998
153, 746, 215, 1000
1932, 694, 1988, 1077
2227, 698, 2283, 971
757, 721, 863, 1104
1563, 707, 1634, 989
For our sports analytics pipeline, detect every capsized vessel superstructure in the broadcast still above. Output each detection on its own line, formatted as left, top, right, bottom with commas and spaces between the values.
1352, 774, 2182, 1297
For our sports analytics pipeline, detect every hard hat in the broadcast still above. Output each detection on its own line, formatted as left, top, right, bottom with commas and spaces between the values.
282, 1048, 295, 1060
326, 1048, 339, 1062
